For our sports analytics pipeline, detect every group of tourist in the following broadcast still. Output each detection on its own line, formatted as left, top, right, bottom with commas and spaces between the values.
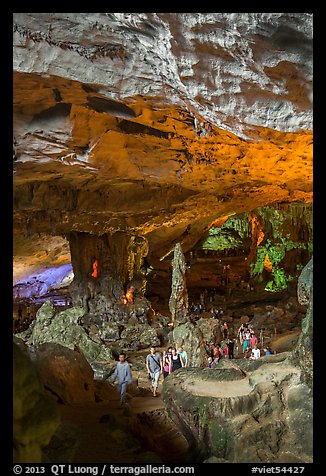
109, 345, 188, 404
238, 322, 260, 359
205, 336, 235, 368
109, 320, 274, 405
146, 345, 188, 396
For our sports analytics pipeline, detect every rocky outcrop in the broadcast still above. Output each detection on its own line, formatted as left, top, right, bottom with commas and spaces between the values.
196, 317, 223, 346
162, 259, 313, 462
162, 359, 312, 463
119, 323, 161, 350
171, 322, 207, 368
290, 257, 313, 387
68, 231, 149, 317
16, 301, 114, 364
13, 342, 60, 463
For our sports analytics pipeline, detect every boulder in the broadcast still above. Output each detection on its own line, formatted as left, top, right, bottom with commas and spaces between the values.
120, 324, 161, 350
13, 342, 60, 463
27, 301, 114, 364
100, 322, 121, 342
35, 342, 96, 405
162, 359, 312, 463
171, 322, 207, 367
196, 317, 223, 345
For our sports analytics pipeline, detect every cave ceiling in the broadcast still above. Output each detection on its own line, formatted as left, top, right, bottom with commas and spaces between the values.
13, 13, 313, 276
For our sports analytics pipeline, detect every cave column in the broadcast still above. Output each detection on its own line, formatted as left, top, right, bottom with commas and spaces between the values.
68, 231, 149, 320
169, 242, 189, 326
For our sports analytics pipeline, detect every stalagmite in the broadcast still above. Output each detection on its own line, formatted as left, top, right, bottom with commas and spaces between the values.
169, 242, 189, 326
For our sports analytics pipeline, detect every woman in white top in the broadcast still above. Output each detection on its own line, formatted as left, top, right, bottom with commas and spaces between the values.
250, 345, 260, 359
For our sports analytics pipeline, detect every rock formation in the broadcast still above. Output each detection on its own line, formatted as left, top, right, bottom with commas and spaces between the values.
13, 342, 60, 462
13, 13, 312, 287
12, 13, 313, 464
16, 301, 114, 364
162, 259, 313, 463
290, 257, 313, 387
169, 243, 189, 326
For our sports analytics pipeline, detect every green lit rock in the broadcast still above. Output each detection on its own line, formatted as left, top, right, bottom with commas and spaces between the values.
28, 301, 113, 364
198, 203, 312, 293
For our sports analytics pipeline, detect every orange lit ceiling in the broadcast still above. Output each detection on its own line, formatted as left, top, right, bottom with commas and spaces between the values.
13, 13, 312, 265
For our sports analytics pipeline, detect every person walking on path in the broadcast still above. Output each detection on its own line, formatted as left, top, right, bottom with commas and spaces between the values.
170, 347, 184, 372
177, 345, 188, 367
222, 322, 229, 340
162, 347, 172, 379
109, 352, 133, 405
227, 339, 235, 359
250, 345, 261, 360
146, 346, 163, 396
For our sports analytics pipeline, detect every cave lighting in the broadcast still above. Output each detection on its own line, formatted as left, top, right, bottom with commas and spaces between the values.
91, 258, 99, 278
263, 253, 273, 272
126, 287, 134, 303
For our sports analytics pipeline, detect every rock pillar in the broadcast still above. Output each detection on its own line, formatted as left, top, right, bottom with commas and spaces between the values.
291, 257, 313, 387
68, 231, 150, 321
169, 242, 189, 326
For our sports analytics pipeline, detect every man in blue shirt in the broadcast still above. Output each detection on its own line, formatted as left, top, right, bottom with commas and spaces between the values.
109, 352, 133, 405
146, 346, 163, 397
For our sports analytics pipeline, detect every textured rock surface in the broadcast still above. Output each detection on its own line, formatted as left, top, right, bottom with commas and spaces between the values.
171, 321, 207, 368
162, 259, 313, 462
68, 231, 149, 312
35, 342, 96, 404
169, 243, 189, 325
13, 342, 60, 463
13, 13, 312, 136
119, 323, 161, 350
21, 301, 113, 364
162, 359, 312, 463
13, 13, 312, 275
291, 258, 313, 387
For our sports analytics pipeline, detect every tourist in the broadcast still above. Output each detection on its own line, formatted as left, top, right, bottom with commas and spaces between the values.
109, 352, 133, 405
250, 333, 258, 350
207, 356, 216, 368
242, 338, 249, 355
245, 329, 251, 345
223, 343, 229, 359
223, 322, 229, 340
177, 345, 188, 367
162, 347, 172, 378
170, 347, 184, 372
146, 346, 163, 396
213, 345, 221, 363
227, 339, 235, 359
250, 345, 261, 360
205, 341, 213, 358
263, 346, 272, 356
237, 323, 245, 345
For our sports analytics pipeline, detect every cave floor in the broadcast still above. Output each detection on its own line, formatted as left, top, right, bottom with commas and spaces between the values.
59, 379, 189, 464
